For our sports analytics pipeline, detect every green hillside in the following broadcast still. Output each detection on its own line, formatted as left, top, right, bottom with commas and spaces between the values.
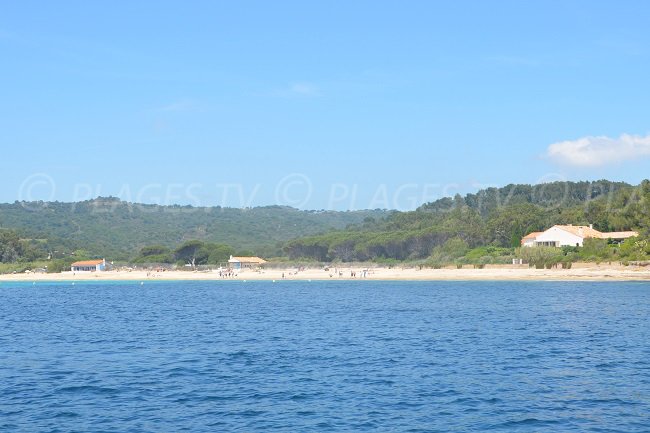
285, 180, 650, 263
2, 180, 649, 268
0, 197, 389, 260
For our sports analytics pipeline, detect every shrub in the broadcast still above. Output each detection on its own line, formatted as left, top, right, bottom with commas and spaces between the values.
519, 246, 563, 269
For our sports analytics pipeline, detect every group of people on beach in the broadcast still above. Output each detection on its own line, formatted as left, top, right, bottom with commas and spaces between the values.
328, 269, 370, 278
146, 268, 167, 277
218, 269, 237, 278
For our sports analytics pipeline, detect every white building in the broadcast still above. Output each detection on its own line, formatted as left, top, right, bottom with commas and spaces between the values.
227, 255, 267, 270
71, 259, 107, 272
522, 225, 638, 248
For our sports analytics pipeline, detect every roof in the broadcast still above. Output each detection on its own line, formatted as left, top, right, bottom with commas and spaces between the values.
554, 225, 603, 239
228, 256, 267, 264
521, 232, 543, 240
71, 259, 105, 266
599, 231, 639, 239
549, 225, 638, 240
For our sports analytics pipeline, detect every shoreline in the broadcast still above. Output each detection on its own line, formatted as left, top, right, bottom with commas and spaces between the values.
1, 263, 649, 282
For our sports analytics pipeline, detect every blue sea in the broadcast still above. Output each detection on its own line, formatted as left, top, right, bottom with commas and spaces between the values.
1, 280, 649, 432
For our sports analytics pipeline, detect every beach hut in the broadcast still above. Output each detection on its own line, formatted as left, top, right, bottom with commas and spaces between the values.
227, 255, 267, 270
71, 259, 107, 272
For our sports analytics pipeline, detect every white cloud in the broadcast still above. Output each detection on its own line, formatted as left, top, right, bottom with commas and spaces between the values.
546, 133, 650, 167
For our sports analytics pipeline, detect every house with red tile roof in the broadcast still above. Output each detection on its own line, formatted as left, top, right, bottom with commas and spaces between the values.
523, 225, 638, 248
71, 259, 106, 272
520, 232, 544, 247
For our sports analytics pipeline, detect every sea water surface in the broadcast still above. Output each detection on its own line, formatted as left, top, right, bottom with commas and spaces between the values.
1, 280, 649, 432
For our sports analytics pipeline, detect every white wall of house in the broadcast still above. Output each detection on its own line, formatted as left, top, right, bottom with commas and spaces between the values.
535, 227, 584, 247
70, 260, 106, 272
71, 264, 97, 272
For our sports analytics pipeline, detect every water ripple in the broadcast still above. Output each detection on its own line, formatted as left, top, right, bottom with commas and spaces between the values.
1, 280, 649, 432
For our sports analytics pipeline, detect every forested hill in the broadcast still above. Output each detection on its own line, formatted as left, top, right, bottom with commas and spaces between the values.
418, 180, 632, 215
0, 198, 389, 260
2, 180, 648, 265
285, 180, 650, 262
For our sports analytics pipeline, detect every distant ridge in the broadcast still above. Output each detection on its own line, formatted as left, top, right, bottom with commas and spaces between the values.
418, 180, 632, 215
2, 179, 648, 263
0, 198, 389, 260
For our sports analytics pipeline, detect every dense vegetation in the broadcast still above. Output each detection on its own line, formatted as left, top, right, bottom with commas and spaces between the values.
132, 241, 242, 267
0, 198, 387, 260
285, 180, 650, 265
0, 229, 47, 263
1, 180, 649, 270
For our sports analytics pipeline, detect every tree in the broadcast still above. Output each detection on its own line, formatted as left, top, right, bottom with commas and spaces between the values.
618, 237, 647, 261
579, 238, 613, 261
133, 245, 174, 264
140, 245, 171, 257
486, 204, 547, 247
428, 237, 470, 266
0, 230, 23, 263
205, 243, 235, 265
174, 240, 206, 268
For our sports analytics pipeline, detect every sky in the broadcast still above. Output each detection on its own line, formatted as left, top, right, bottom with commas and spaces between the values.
1, 0, 649, 210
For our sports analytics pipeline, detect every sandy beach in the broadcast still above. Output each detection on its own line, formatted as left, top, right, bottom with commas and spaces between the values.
1, 263, 649, 282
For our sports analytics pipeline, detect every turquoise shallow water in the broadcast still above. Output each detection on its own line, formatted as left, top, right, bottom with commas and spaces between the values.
1, 280, 649, 432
